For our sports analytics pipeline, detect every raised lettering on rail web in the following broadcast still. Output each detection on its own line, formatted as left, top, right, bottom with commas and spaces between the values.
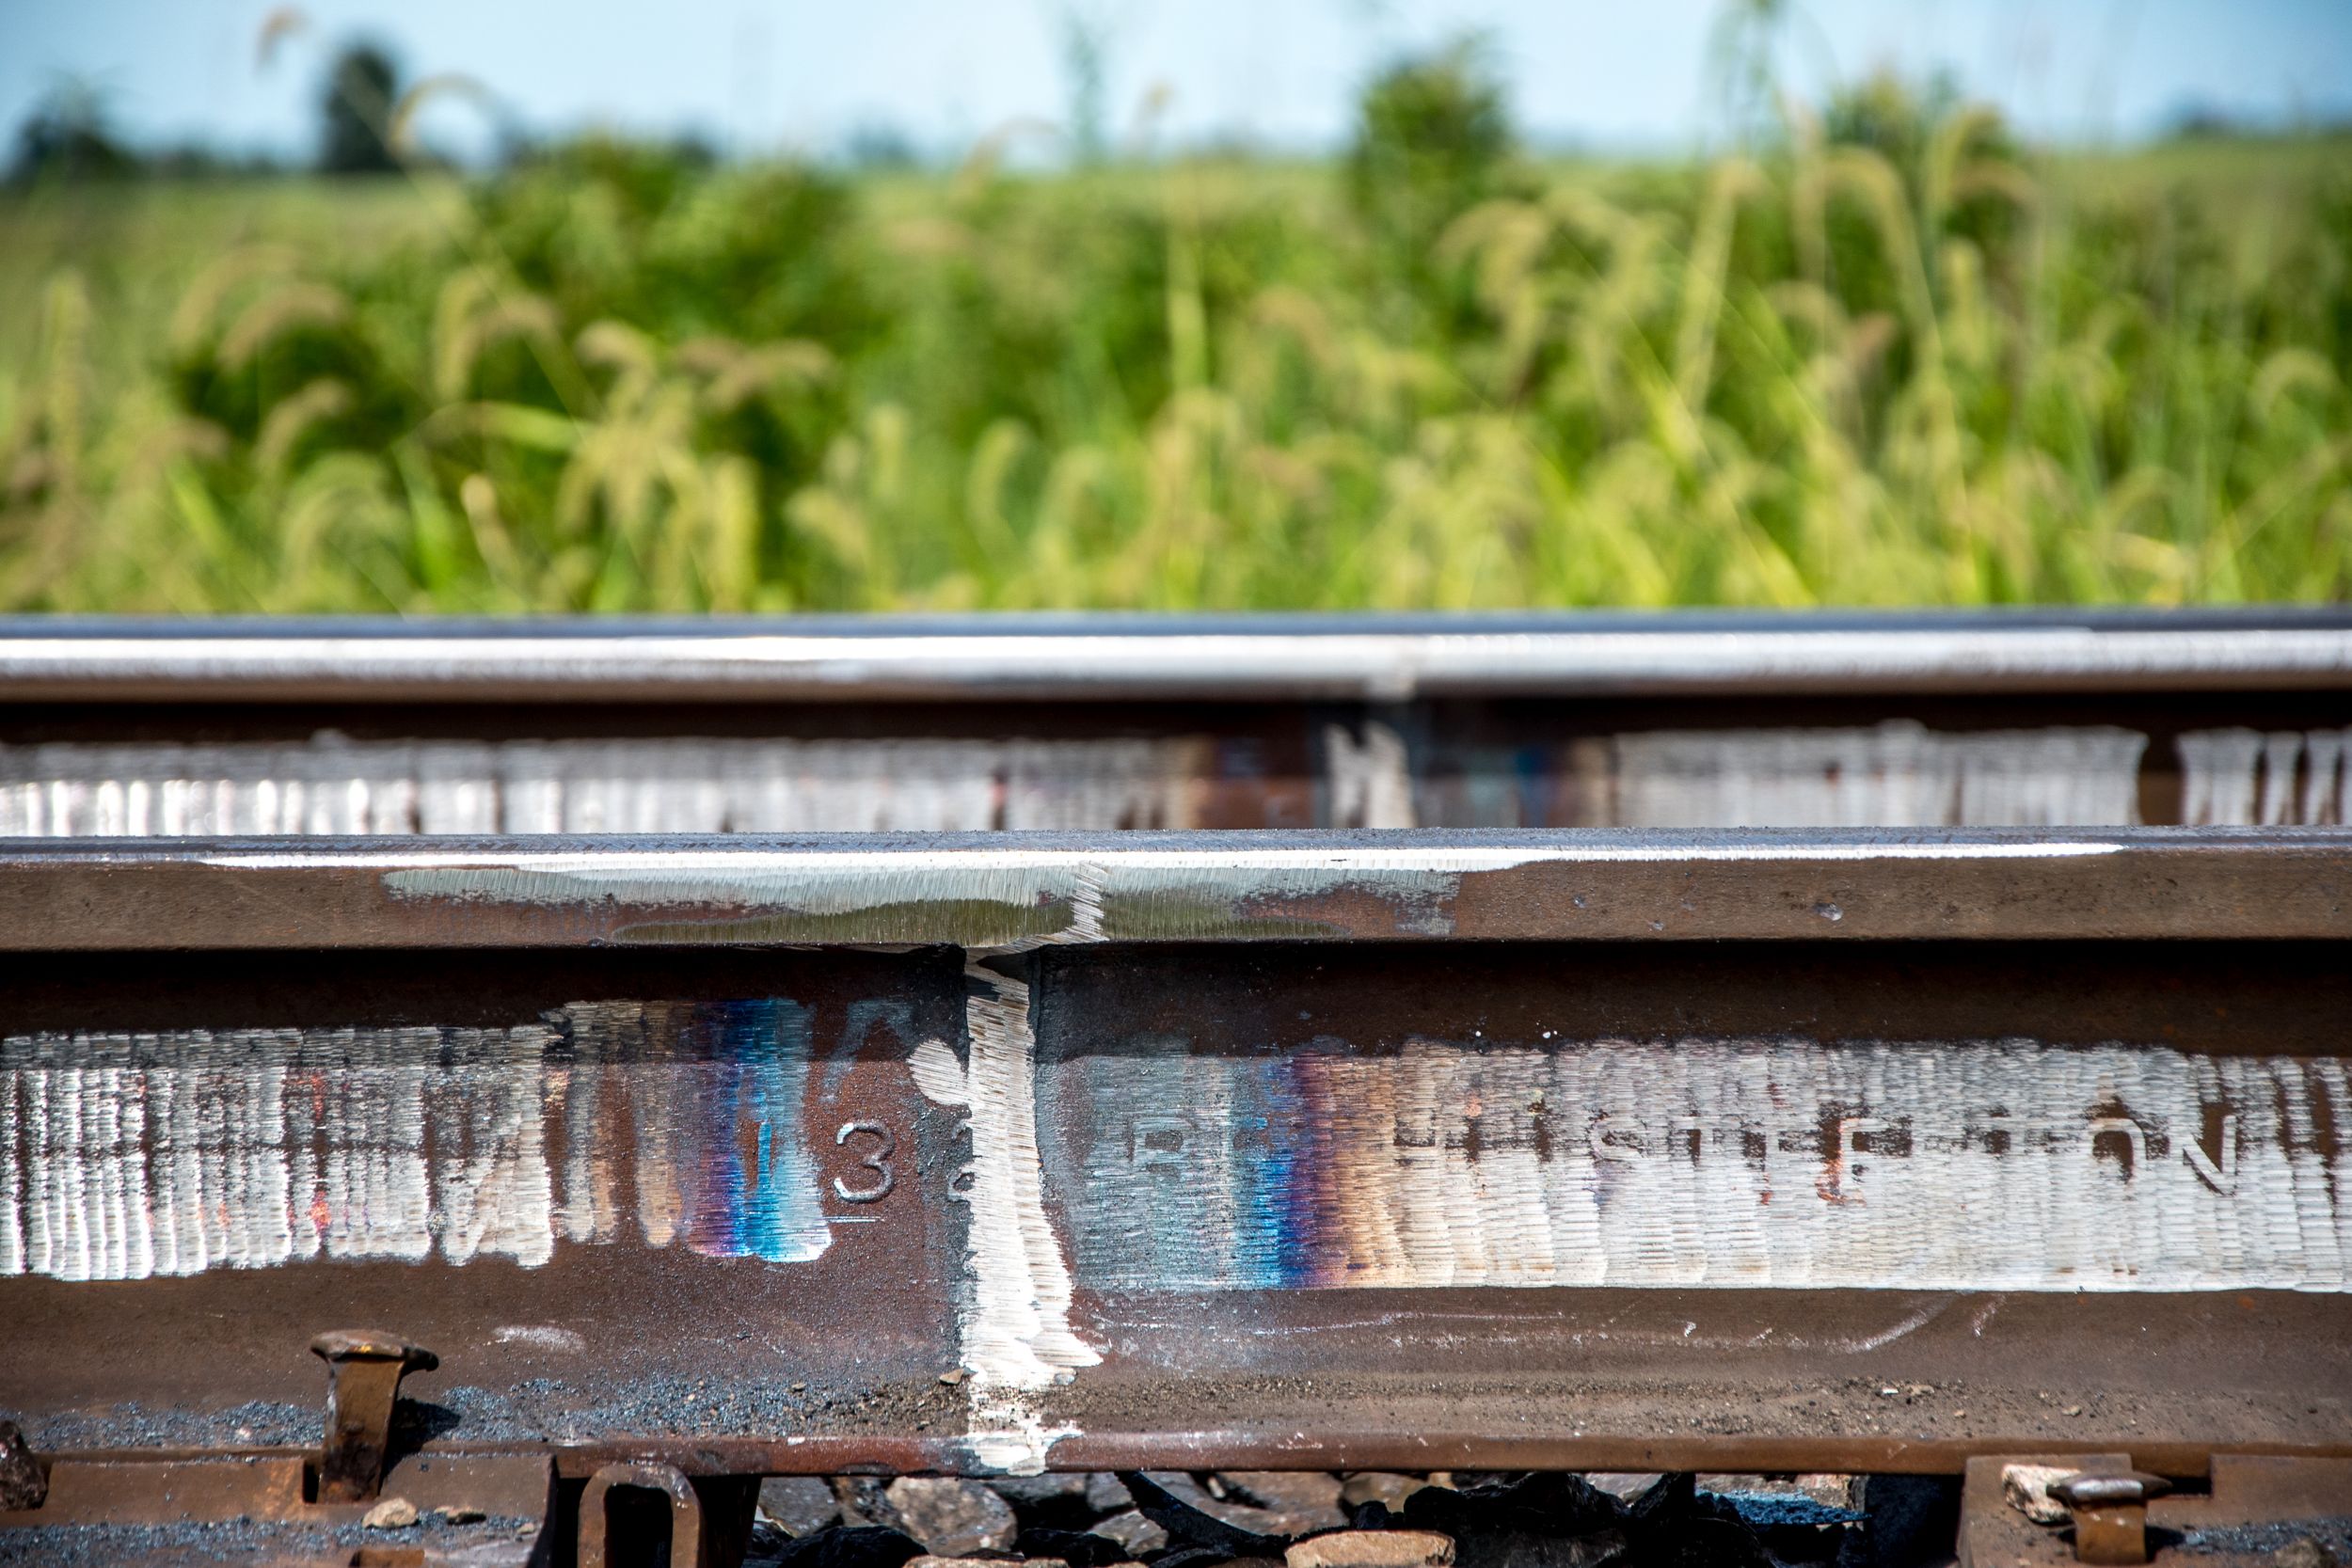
4, 1013, 2346, 1291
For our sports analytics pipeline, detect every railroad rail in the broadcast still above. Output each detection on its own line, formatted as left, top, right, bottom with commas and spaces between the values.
1, 612, 2349, 1566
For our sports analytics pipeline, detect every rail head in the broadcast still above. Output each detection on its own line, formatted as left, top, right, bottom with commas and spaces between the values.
0, 827, 2344, 948
5, 611, 2352, 702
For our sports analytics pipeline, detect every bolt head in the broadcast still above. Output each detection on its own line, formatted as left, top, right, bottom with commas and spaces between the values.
2050, 1471, 2170, 1509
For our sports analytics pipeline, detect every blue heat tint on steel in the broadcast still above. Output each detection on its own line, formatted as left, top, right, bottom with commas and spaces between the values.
1041, 1037, 2352, 1293
0, 999, 834, 1281
668, 1000, 832, 1264
1240, 1061, 1316, 1291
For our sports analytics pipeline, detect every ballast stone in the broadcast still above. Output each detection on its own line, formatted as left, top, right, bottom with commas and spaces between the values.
1286, 1530, 1458, 1568
363, 1497, 420, 1529
1999, 1465, 2077, 1528
762, 1476, 846, 1536
886, 1477, 1021, 1556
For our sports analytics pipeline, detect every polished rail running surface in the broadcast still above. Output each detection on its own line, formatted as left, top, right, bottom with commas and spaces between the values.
3, 610, 2352, 699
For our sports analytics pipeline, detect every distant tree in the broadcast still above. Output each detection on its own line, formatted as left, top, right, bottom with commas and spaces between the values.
148, 143, 285, 180
9, 80, 135, 185
842, 122, 921, 170
319, 41, 401, 174
2166, 102, 2247, 142
1820, 69, 1963, 171
1346, 38, 1513, 265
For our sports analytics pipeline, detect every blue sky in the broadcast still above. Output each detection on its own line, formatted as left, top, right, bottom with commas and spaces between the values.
4, 0, 2348, 161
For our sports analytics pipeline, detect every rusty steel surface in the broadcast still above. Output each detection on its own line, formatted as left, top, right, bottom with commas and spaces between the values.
0, 829, 2344, 949
4, 610, 2352, 702
578, 1462, 706, 1568
0, 1451, 556, 1568
309, 1331, 440, 1503
0, 1452, 551, 1530
1959, 1455, 2352, 1567
4, 933, 2349, 1484
2, 614, 2350, 1556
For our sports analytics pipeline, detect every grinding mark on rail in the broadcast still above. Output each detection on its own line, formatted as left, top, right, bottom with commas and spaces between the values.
2179, 726, 2352, 825
310, 837, 2130, 948
908, 970, 1099, 1474
1084, 1296, 1961, 1354
0, 1002, 831, 1281
1601, 722, 2150, 827
31, 721, 2332, 834
370, 850, 1483, 904
1833, 1296, 1955, 1351
1326, 722, 1417, 829
1043, 1038, 2352, 1292
0, 736, 1219, 835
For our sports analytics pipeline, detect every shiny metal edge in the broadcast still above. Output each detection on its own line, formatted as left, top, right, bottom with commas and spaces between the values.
4, 615, 2352, 700
0, 826, 2343, 947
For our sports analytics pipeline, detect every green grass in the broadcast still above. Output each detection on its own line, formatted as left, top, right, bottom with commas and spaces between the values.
1, 125, 2347, 614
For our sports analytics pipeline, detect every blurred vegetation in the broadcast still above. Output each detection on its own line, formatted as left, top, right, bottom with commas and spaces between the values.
1, 47, 2348, 612
9, 81, 140, 185
318, 44, 403, 177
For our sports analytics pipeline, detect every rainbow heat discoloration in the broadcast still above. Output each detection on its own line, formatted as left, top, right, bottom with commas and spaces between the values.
1043, 1037, 2352, 1293
2, 997, 838, 1280
635, 1000, 832, 1265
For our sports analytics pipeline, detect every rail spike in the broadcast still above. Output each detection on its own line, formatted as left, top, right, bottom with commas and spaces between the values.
309, 1329, 438, 1504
